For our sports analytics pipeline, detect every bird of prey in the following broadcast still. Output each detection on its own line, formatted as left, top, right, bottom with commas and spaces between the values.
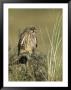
18, 26, 37, 56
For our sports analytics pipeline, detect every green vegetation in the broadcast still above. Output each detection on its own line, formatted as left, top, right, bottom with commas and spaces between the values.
9, 9, 62, 81
46, 14, 62, 81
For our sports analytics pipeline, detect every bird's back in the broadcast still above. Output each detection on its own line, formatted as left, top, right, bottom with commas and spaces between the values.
18, 31, 37, 55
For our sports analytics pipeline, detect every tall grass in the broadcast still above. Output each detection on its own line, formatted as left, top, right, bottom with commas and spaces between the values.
45, 14, 62, 81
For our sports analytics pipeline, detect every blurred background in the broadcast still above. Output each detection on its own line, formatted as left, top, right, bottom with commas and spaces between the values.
8, 9, 62, 81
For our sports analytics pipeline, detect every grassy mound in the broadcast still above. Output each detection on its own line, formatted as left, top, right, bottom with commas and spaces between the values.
9, 52, 48, 81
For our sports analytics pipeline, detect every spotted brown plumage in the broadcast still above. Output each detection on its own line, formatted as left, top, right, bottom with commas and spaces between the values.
18, 26, 37, 56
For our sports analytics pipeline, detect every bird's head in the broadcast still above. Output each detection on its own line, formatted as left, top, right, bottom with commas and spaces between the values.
29, 26, 40, 33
